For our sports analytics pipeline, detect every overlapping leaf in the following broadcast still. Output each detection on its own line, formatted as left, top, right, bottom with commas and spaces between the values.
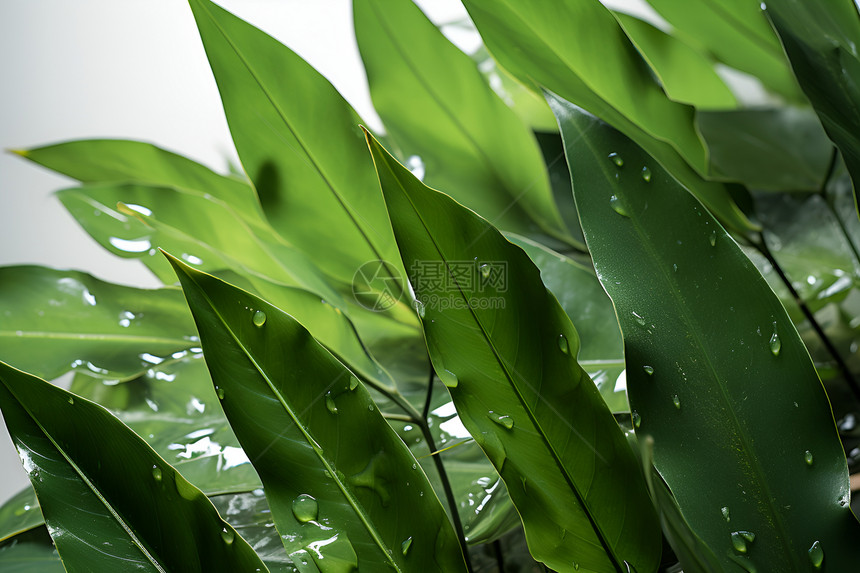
460, 0, 756, 233
188, 0, 405, 289
354, 0, 573, 248
552, 95, 860, 571
167, 255, 469, 572
0, 266, 196, 381
365, 130, 660, 572
0, 361, 268, 572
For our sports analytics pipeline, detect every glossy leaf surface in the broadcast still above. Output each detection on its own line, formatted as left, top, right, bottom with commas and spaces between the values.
0, 362, 268, 572
0, 488, 41, 543
553, 96, 860, 571
167, 255, 468, 573
189, 0, 403, 286
0, 266, 196, 381
461, 0, 756, 233
645, 0, 801, 100
354, 0, 570, 245
365, 130, 660, 572
764, 0, 860, 214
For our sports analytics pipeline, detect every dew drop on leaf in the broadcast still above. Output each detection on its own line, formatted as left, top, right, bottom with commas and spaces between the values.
610, 195, 630, 217
439, 369, 459, 388
709, 231, 717, 247
721, 506, 730, 522
252, 310, 267, 327
557, 334, 570, 355
67, 396, 74, 405
632, 311, 646, 327
608, 152, 624, 167
488, 412, 514, 430
348, 376, 359, 391
401, 536, 413, 556
151, 465, 162, 482
632, 410, 641, 428
220, 526, 235, 545
292, 494, 319, 523
672, 395, 681, 410
479, 264, 491, 279
217, 387, 226, 400
808, 540, 824, 568
643, 365, 654, 376
769, 322, 781, 356
805, 450, 814, 466
641, 166, 651, 182
731, 532, 748, 553
414, 300, 426, 318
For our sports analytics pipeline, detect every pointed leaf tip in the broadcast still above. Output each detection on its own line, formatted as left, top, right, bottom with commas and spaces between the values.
7, 148, 28, 157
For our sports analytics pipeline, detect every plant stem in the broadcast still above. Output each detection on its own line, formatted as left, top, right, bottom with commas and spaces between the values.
492, 539, 506, 572
422, 364, 435, 420
755, 234, 860, 401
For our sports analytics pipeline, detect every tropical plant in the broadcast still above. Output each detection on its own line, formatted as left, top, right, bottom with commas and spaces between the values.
2, 0, 860, 571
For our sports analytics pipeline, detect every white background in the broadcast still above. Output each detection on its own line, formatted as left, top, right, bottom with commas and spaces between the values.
0, 0, 647, 504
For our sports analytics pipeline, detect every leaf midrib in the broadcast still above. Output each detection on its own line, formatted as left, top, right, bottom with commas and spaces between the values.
375, 152, 624, 572
183, 270, 402, 573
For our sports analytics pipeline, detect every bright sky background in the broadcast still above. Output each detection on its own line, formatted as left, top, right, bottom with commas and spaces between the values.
0, 0, 650, 502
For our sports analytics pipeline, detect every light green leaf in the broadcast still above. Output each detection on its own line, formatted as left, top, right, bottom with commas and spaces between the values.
0, 266, 196, 382
460, 0, 757, 233
188, 0, 404, 288
0, 361, 269, 572
763, 0, 860, 216
613, 11, 736, 109
365, 129, 661, 572
0, 488, 41, 543
0, 528, 64, 573
354, 0, 574, 248
645, 0, 803, 100
552, 95, 860, 572
167, 255, 469, 573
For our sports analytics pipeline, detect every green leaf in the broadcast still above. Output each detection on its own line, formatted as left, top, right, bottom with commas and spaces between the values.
613, 11, 736, 109
698, 107, 833, 192
0, 528, 64, 573
57, 183, 343, 306
209, 491, 291, 572
645, 0, 802, 100
508, 234, 627, 412
460, 0, 757, 233
14, 139, 260, 217
353, 0, 573, 247
0, 266, 196, 381
188, 0, 404, 288
0, 488, 41, 543
763, 1, 860, 215
166, 254, 469, 573
552, 95, 860, 572
364, 130, 661, 572
0, 361, 269, 572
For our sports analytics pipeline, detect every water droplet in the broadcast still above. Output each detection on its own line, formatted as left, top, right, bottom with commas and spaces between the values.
325, 391, 338, 414
672, 395, 681, 409
741, 531, 756, 543
151, 465, 163, 482
221, 526, 235, 545
709, 231, 717, 247
639, 166, 652, 182
401, 536, 413, 556
731, 532, 748, 553
557, 334, 570, 355
252, 310, 267, 327
721, 506, 730, 522
608, 152, 624, 167
414, 300, 426, 318
217, 387, 226, 400
367, 404, 374, 411
411, 463, 417, 470
175, 476, 198, 500
632, 311, 646, 326
488, 412, 514, 430
632, 411, 641, 428
728, 554, 758, 573
808, 540, 824, 568
805, 450, 814, 466
769, 323, 781, 356
610, 195, 630, 217
67, 396, 74, 405
479, 264, 491, 279
292, 494, 319, 523
643, 365, 654, 376
348, 376, 359, 391
438, 369, 459, 388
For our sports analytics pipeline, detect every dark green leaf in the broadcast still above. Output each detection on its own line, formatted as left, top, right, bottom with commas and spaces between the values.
166, 255, 469, 573
0, 361, 269, 572
764, 0, 860, 216
460, 0, 757, 233
188, 0, 404, 288
354, 0, 574, 248
645, 0, 802, 100
0, 266, 196, 381
698, 107, 833, 191
365, 130, 661, 572
613, 11, 737, 109
552, 95, 860, 571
